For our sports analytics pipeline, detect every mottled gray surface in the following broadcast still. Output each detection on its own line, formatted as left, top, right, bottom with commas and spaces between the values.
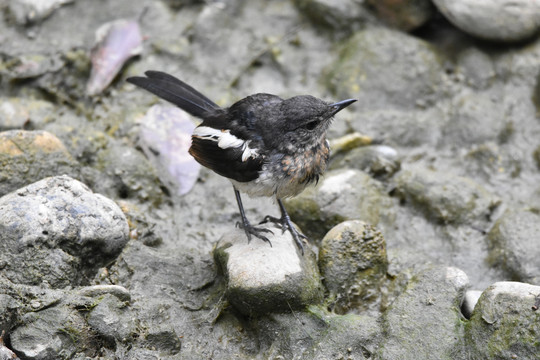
0, 0, 540, 358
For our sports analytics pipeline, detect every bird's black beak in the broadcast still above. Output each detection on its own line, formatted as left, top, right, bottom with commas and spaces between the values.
330, 99, 357, 114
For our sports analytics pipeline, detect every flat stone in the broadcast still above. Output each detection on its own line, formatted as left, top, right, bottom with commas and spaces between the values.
213, 225, 323, 315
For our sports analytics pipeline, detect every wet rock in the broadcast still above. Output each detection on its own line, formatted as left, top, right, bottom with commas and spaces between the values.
456, 47, 496, 89
319, 221, 388, 313
378, 266, 469, 359
10, 306, 90, 360
461, 289, 482, 319
323, 27, 444, 111
292, 0, 373, 34
466, 281, 540, 359
366, 0, 435, 31
213, 225, 323, 315
394, 166, 500, 224
1, 53, 65, 81
0, 175, 129, 288
95, 142, 166, 205
87, 294, 137, 344
440, 91, 508, 148
433, 0, 540, 42
6, 0, 74, 25
330, 145, 401, 179
0, 130, 80, 197
143, 325, 182, 356
534, 145, 540, 169
0, 293, 19, 334
0, 98, 55, 131
255, 307, 380, 359
286, 168, 394, 240
487, 209, 540, 284
76, 285, 131, 302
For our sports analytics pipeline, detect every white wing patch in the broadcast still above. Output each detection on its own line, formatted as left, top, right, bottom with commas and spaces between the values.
193, 126, 260, 162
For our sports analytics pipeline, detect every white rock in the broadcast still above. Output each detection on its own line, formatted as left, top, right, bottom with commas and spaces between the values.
433, 0, 540, 42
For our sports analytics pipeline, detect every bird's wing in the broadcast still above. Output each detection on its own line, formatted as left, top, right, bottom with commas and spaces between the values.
189, 125, 264, 182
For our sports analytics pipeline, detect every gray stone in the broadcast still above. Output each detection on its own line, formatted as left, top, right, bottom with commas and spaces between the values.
292, 0, 373, 33
10, 306, 90, 360
487, 209, 540, 285
0, 130, 80, 197
462, 290, 482, 319
285, 168, 394, 240
366, 0, 435, 31
394, 166, 500, 224
213, 225, 323, 315
378, 266, 469, 359
0, 175, 129, 288
433, 0, 540, 42
466, 281, 540, 359
87, 294, 137, 344
330, 145, 401, 179
439, 91, 508, 148
456, 48, 496, 89
323, 27, 444, 111
319, 220, 388, 313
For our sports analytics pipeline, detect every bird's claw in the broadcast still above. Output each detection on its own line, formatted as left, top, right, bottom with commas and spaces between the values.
236, 221, 273, 247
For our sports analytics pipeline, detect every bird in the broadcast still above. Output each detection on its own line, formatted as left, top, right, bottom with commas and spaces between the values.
127, 71, 356, 254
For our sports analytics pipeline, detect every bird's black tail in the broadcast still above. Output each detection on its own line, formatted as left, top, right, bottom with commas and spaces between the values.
127, 71, 219, 118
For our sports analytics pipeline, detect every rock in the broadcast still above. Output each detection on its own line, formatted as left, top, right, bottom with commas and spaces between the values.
76, 285, 131, 302
0, 330, 20, 360
319, 221, 388, 313
292, 0, 373, 33
462, 289, 482, 319
439, 91, 508, 148
0, 98, 55, 131
94, 142, 166, 204
285, 168, 394, 240
487, 209, 540, 284
394, 166, 500, 224
466, 281, 540, 359
10, 306, 90, 360
366, 0, 435, 31
456, 47, 496, 89
323, 27, 444, 111
213, 225, 323, 315
255, 306, 381, 359
432, 0, 540, 42
6, 0, 74, 25
378, 266, 469, 360
0, 130, 80, 197
87, 294, 137, 344
330, 145, 401, 179
534, 145, 540, 169
0, 175, 129, 288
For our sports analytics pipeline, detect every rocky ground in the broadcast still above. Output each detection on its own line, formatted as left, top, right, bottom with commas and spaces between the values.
1, 0, 540, 359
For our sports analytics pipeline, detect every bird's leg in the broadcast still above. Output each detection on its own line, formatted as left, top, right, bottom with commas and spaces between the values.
233, 188, 273, 246
260, 198, 307, 255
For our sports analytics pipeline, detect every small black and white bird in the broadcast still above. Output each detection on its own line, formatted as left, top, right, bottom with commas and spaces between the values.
127, 71, 356, 254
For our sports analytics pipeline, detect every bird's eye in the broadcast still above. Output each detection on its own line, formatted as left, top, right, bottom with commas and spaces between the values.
303, 121, 318, 130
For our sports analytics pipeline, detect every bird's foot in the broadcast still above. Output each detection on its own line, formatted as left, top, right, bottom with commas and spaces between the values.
259, 215, 307, 255
236, 221, 274, 247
